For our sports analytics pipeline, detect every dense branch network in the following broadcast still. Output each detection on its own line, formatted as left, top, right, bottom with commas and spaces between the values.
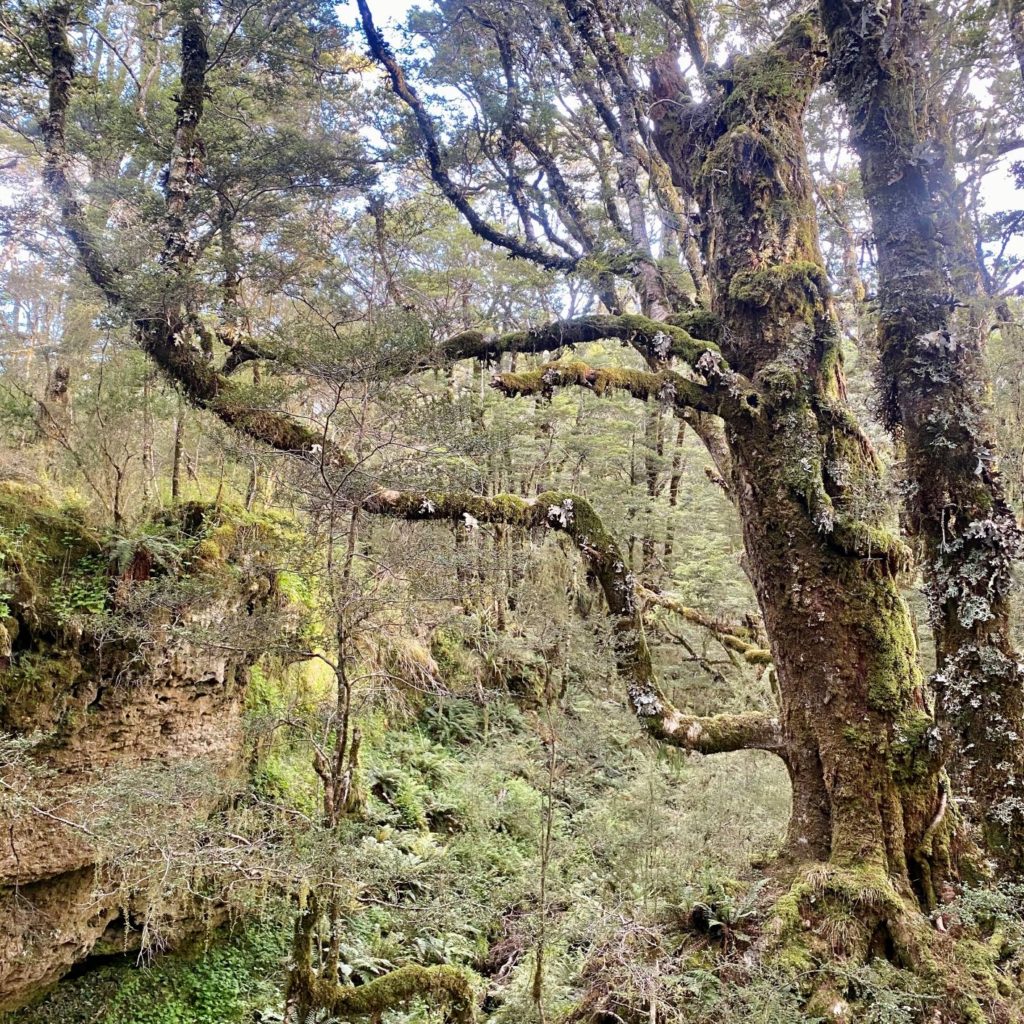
354, 0, 579, 274
37, 2, 326, 457
639, 587, 772, 665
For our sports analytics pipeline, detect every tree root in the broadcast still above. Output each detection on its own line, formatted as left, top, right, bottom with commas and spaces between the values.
768, 864, 1024, 1023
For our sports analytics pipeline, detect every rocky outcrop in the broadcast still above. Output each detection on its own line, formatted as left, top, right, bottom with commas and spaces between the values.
0, 487, 292, 1010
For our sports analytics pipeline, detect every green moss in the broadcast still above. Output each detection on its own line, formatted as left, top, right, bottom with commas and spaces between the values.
890, 710, 938, 783
171, 501, 304, 564
0, 648, 83, 732
430, 625, 482, 691
0, 489, 302, 734
276, 570, 313, 608
665, 308, 723, 343
193, 538, 222, 562
830, 518, 912, 574
305, 962, 475, 1022
720, 40, 812, 114
0, 483, 105, 629
862, 589, 922, 714
840, 725, 877, 751
775, 936, 816, 976
728, 261, 829, 311
613, 312, 720, 362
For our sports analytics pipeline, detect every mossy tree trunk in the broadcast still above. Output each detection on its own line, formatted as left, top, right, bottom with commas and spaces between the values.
821, 0, 1024, 872
368, 10, 969, 969
645, 14, 954, 902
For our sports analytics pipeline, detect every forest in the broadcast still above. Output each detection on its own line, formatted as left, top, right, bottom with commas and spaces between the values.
1, 0, 1024, 1020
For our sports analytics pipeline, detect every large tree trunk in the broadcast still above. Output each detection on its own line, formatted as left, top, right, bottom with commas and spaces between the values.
371, 13, 965, 991
650, 11, 947, 881
821, 0, 1024, 871
643, 21, 976, 1007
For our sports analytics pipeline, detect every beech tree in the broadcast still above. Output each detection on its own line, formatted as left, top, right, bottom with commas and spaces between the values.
350, 0, 1024, 1015
822, 0, 1024, 870
7, 0, 1024, 1018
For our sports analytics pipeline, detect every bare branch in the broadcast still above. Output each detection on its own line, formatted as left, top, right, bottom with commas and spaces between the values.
355, 0, 578, 273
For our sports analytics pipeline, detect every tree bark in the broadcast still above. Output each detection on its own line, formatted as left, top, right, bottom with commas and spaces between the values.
645, 12, 956, 941
821, 0, 1024, 871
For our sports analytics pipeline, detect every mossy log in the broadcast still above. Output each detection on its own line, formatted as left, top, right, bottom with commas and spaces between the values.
289, 895, 475, 1022
290, 963, 475, 1023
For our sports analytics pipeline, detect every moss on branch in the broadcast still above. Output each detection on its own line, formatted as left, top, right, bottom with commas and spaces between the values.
365, 488, 783, 755
647, 708, 783, 753
441, 313, 721, 367
639, 586, 772, 663
295, 963, 475, 1022
491, 360, 760, 420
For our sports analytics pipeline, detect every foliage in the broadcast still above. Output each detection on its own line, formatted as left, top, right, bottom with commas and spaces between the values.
6, 922, 288, 1024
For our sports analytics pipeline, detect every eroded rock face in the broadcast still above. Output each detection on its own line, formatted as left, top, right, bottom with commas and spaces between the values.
0, 643, 258, 1009
0, 490, 288, 1010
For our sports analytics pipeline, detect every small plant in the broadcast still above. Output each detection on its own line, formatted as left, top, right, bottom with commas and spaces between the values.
51, 553, 109, 622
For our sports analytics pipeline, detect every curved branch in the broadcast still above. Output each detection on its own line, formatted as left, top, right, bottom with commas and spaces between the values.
363, 488, 783, 756
37, 4, 334, 460
137, 321, 332, 456
41, 3, 122, 305
289, 897, 475, 1022
638, 586, 772, 664
355, 0, 577, 273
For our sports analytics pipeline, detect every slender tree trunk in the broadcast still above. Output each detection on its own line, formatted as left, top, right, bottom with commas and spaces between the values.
662, 417, 685, 563
1006, 0, 1024, 82
170, 402, 184, 502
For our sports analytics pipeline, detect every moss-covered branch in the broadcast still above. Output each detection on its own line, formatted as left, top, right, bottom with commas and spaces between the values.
364, 488, 783, 755
289, 895, 475, 1022
441, 312, 722, 367
294, 963, 475, 1022
639, 586, 773, 664
138, 322, 340, 459
491, 359, 760, 421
